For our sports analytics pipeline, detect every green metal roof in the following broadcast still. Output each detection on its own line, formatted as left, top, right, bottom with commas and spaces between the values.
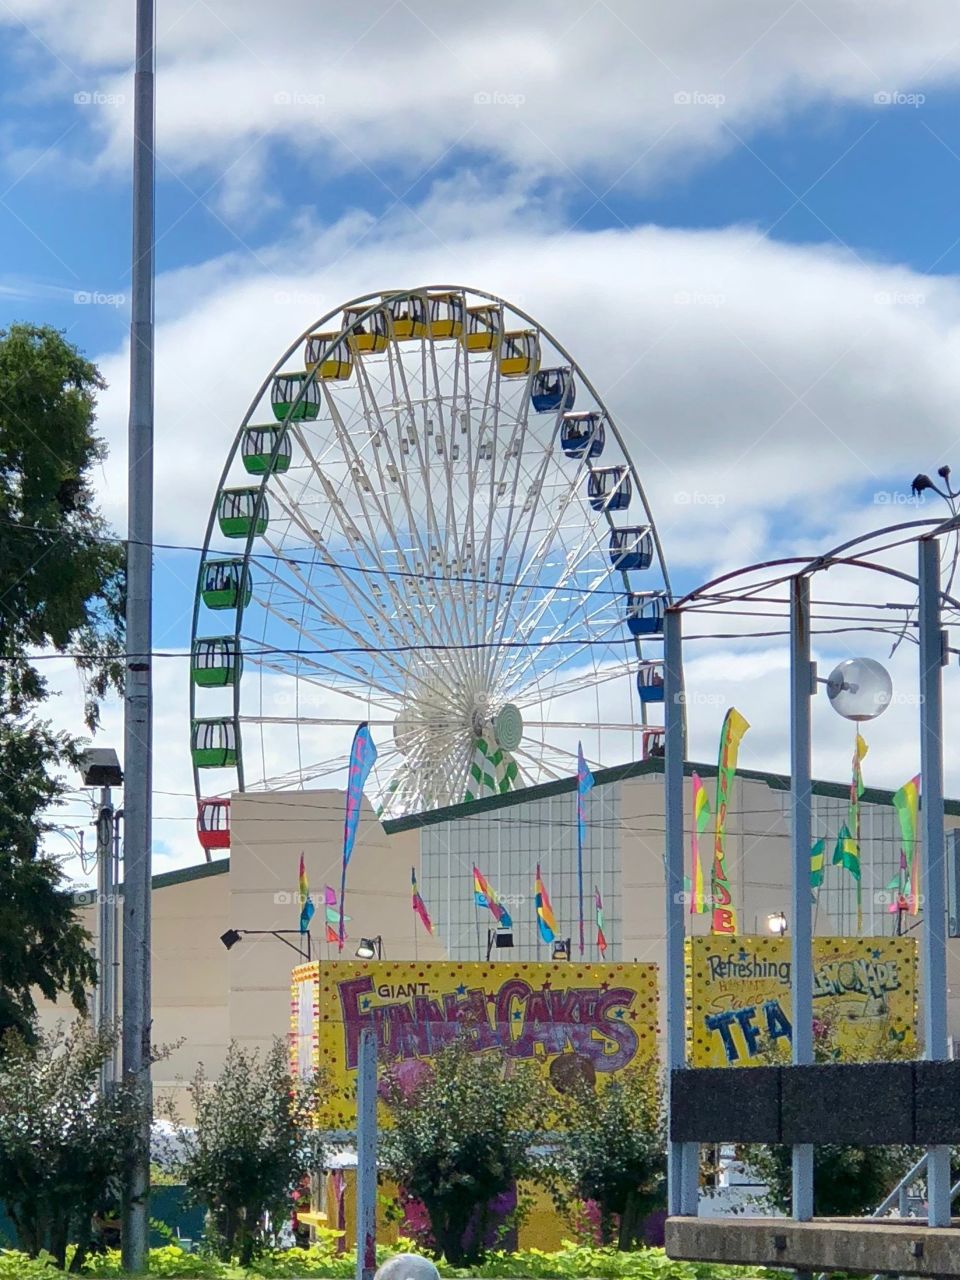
382, 757, 960, 833
71, 856, 229, 906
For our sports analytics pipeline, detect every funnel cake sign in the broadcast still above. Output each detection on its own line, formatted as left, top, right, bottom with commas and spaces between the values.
291, 961, 658, 1126
685, 935, 917, 1067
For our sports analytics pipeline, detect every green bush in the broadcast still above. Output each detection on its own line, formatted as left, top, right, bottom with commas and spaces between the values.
0, 1241, 762, 1279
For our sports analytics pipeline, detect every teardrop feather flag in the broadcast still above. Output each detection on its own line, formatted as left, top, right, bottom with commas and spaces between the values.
711, 708, 750, 934
690, 772, 711, 914
892, 774, 920, 914
337, 723, 378, 950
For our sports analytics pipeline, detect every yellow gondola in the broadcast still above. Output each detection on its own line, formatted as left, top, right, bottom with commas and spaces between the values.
305, 332, 353, 381
463, 304, 502, 352
499, 329, 540, 379
428, 292, 464, 339
344, 306, 388, 353
386, 294, 428, 340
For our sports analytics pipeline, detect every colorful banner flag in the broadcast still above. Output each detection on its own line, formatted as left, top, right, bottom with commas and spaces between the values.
892, 774, 920, 915
325, 923, 340, 945
412, 866, 433, 935
711, 708, 750, 935
832, 824, 862, 930
595, 885, 607, 957
338, 723, 378, 950
576, 742, 595, 956
473, 865, 513, 928
690, 772, 711, 914
810, 837, 826, 889
323, 885, 349, 939
298, 853, 315, 934
534, 863, 558, 944
843, 732, 868, 933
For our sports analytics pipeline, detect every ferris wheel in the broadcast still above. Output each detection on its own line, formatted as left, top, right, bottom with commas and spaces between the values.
189, 287, 671, 855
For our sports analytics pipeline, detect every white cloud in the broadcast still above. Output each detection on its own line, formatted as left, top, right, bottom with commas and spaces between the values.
5, 0, 960, 192
88, 197, 960, 574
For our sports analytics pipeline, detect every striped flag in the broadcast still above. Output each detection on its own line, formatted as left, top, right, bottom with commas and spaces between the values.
595, 885, 607, 957
298, 854, 315, 934
810, 838, 826, 888
411, 867, 433, 934
473, 865, 513, 928
534, 864, 557, 944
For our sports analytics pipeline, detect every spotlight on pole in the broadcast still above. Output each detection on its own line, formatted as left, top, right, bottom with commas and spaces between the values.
767, 911, 788, 937
219, 928, 242, 950
355, 936, 383, 959
552, 938, 571, 960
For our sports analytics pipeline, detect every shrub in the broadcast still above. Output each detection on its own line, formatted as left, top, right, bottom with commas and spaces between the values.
544, 1063, 666, 1249
163, 1040, 324, 1267
0, 1022, 145, 1272
379, 1038, 543, 1265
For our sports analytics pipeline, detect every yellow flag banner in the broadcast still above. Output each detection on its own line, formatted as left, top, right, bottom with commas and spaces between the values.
711, 708, 750, 934
685, 935, 917, 1067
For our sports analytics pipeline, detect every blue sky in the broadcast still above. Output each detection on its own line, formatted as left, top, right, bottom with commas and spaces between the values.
5, 0, 960, 870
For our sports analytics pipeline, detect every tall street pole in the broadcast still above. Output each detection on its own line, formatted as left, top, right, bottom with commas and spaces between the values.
122, 0, 155, 1270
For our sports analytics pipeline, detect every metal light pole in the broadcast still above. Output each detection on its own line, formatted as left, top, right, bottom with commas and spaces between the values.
663, 606, 697, 1214
789, 575, 814, 1221
122, 0, 156, 1269
917, 536, 950, 1227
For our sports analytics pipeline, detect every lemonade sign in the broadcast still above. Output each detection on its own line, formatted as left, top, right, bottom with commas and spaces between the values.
686, 935, 916, 1066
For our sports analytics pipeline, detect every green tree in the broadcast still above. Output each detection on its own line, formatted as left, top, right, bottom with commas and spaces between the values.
379, 1039, 543, 1266
740, 1013, 918, 1216
166, 1039, 325, 1266
545, 1063, 666, 1249
0, 1020, 146, 1272
0, 323, 124, 1042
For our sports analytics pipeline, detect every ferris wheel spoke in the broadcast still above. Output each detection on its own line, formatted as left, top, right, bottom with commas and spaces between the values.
513, 659, 634, 711
495, 575, 626, 700
352, 350, 468, 685
487, 452, 596, 661
305, 383, 450, 654
250, 548, 408, 696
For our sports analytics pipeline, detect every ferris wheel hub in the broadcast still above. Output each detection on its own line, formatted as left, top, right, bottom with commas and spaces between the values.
493, 703, 523, 750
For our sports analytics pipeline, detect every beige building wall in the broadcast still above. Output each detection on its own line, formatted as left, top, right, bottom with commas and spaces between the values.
35, 763, 960, 1102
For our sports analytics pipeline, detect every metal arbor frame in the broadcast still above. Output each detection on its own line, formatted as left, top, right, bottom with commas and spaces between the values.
189, 285, 673, 841
662, 514, 960, 1231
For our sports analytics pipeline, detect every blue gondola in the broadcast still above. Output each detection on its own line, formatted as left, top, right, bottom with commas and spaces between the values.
626, 592, 666, 637
609, 527, 653, 571
531, 366, 575, 413
560, 411, 605, 460
587, 466, 631, 512
637, 663, 665, 703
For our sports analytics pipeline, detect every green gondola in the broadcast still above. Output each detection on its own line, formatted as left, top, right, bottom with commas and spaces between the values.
191, 637, 242, 688
218, 488, 269, 539
242, 426, 292, 475
271, 372, 321, 422
200, 559, 252, 610
191, 717, 239, 768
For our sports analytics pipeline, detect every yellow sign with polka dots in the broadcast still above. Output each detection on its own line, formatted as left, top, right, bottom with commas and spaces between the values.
291, 960, 658, 1127
685, 935, 917, 1067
